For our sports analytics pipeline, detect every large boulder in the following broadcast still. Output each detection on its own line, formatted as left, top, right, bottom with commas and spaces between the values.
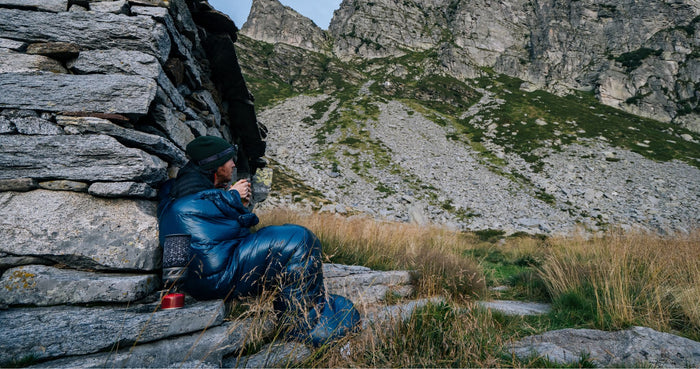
0, 134, 167, 184
0, 190, 160, 271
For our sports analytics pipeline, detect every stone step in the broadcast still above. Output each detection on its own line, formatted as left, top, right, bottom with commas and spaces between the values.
31, 318, 274, 368
477, 300, 552, 316
0, 265, 159, 306
323, 263, 413, 305
0, 299, 226, 364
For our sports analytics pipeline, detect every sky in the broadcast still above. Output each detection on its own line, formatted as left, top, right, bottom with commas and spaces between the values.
208, 0, 343, 30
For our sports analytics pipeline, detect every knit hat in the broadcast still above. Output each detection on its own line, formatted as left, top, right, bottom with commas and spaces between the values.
185, 136, 237, 171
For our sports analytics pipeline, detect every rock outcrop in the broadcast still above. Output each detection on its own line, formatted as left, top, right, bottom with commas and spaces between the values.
241, 0, 700, 131
240, 0, 328, 53
508, 326, 700, 367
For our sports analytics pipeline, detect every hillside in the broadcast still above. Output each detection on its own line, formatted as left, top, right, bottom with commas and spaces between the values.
236, 0, 700, 235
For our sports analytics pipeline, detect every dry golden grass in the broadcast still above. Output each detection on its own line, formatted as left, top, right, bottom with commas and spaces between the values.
252, 208, 699, 366
540, 228, 700, 338
257, 208, 487, 300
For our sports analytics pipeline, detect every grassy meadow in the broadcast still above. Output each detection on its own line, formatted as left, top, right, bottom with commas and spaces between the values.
252, 209, 700, 367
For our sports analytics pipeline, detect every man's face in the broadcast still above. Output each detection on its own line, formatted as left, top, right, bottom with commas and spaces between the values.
215, 159, 236, 185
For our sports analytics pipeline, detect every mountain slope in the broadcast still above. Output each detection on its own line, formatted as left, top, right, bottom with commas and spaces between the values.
235, 0, 700, 235
242, 0, 700, 131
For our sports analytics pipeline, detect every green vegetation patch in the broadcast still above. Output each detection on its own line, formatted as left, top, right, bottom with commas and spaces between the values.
615, 48, 663, 72
472, 74, 700, 168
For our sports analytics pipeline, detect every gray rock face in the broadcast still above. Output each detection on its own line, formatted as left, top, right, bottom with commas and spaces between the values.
0, 134, 167, 184
0, 265, 159, 306
88, 182, 158, 199
56, 115, 187, 166
248, 0, 699, 130
323, 263, 413, 305
32, 319, 273, 368
0, 72, 157, 117
508, 326, 700, 368
0, 300, 226, 363
328, 0, 446, 60
241, 0, 329, 53
0, 8, 170, 62
0, 190, 160, 271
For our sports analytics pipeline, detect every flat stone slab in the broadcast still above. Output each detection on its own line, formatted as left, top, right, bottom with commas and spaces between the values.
225, 342, 312, 369
0, 300, 227, 364
508, 326, 700, 368
362, 297, 445, 330
0, 134, 167, 184
0, 8, 170, 62
323, 263, 413, 305
31, 318, 275, 368
0, 190, 160, 271
477, 300, 552, 316
0, 0, 67, 12
68, 49, 188, 112
0, 72, 157, 117
56, 115, 187, 166
0, 265, 159, 306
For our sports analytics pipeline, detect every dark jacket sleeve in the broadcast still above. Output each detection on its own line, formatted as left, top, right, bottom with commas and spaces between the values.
158, 188, 259, 294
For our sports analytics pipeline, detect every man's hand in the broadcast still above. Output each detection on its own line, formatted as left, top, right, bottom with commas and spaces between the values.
229, 179, 251, 206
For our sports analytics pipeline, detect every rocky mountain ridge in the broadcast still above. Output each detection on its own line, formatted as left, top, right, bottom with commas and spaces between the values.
241, 0, 700, 132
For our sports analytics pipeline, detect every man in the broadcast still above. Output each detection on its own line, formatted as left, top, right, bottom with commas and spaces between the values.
158, 136, 359, 346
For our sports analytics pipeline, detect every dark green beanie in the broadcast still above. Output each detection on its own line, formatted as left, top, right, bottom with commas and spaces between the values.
186, 136, 237, 171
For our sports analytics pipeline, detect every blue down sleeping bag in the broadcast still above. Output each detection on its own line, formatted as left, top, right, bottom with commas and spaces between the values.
157, 181, 360, 346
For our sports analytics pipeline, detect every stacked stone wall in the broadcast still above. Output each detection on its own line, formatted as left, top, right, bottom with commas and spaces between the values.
0, 0, 266, 365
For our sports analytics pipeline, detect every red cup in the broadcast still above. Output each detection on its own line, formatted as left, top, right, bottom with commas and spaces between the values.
161, 293, 185, 309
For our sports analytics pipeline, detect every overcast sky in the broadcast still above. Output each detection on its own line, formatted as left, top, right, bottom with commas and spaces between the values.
208, 0, 343, 30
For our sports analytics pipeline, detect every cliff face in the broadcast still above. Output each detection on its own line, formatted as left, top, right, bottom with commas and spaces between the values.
242, 0, 700, 131
240, 0, 329, 53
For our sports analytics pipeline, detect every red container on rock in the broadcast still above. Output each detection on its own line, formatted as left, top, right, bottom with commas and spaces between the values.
161, 293, 185, 309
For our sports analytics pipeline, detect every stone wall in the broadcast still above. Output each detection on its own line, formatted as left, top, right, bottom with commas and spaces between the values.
0, 0, 267, 366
